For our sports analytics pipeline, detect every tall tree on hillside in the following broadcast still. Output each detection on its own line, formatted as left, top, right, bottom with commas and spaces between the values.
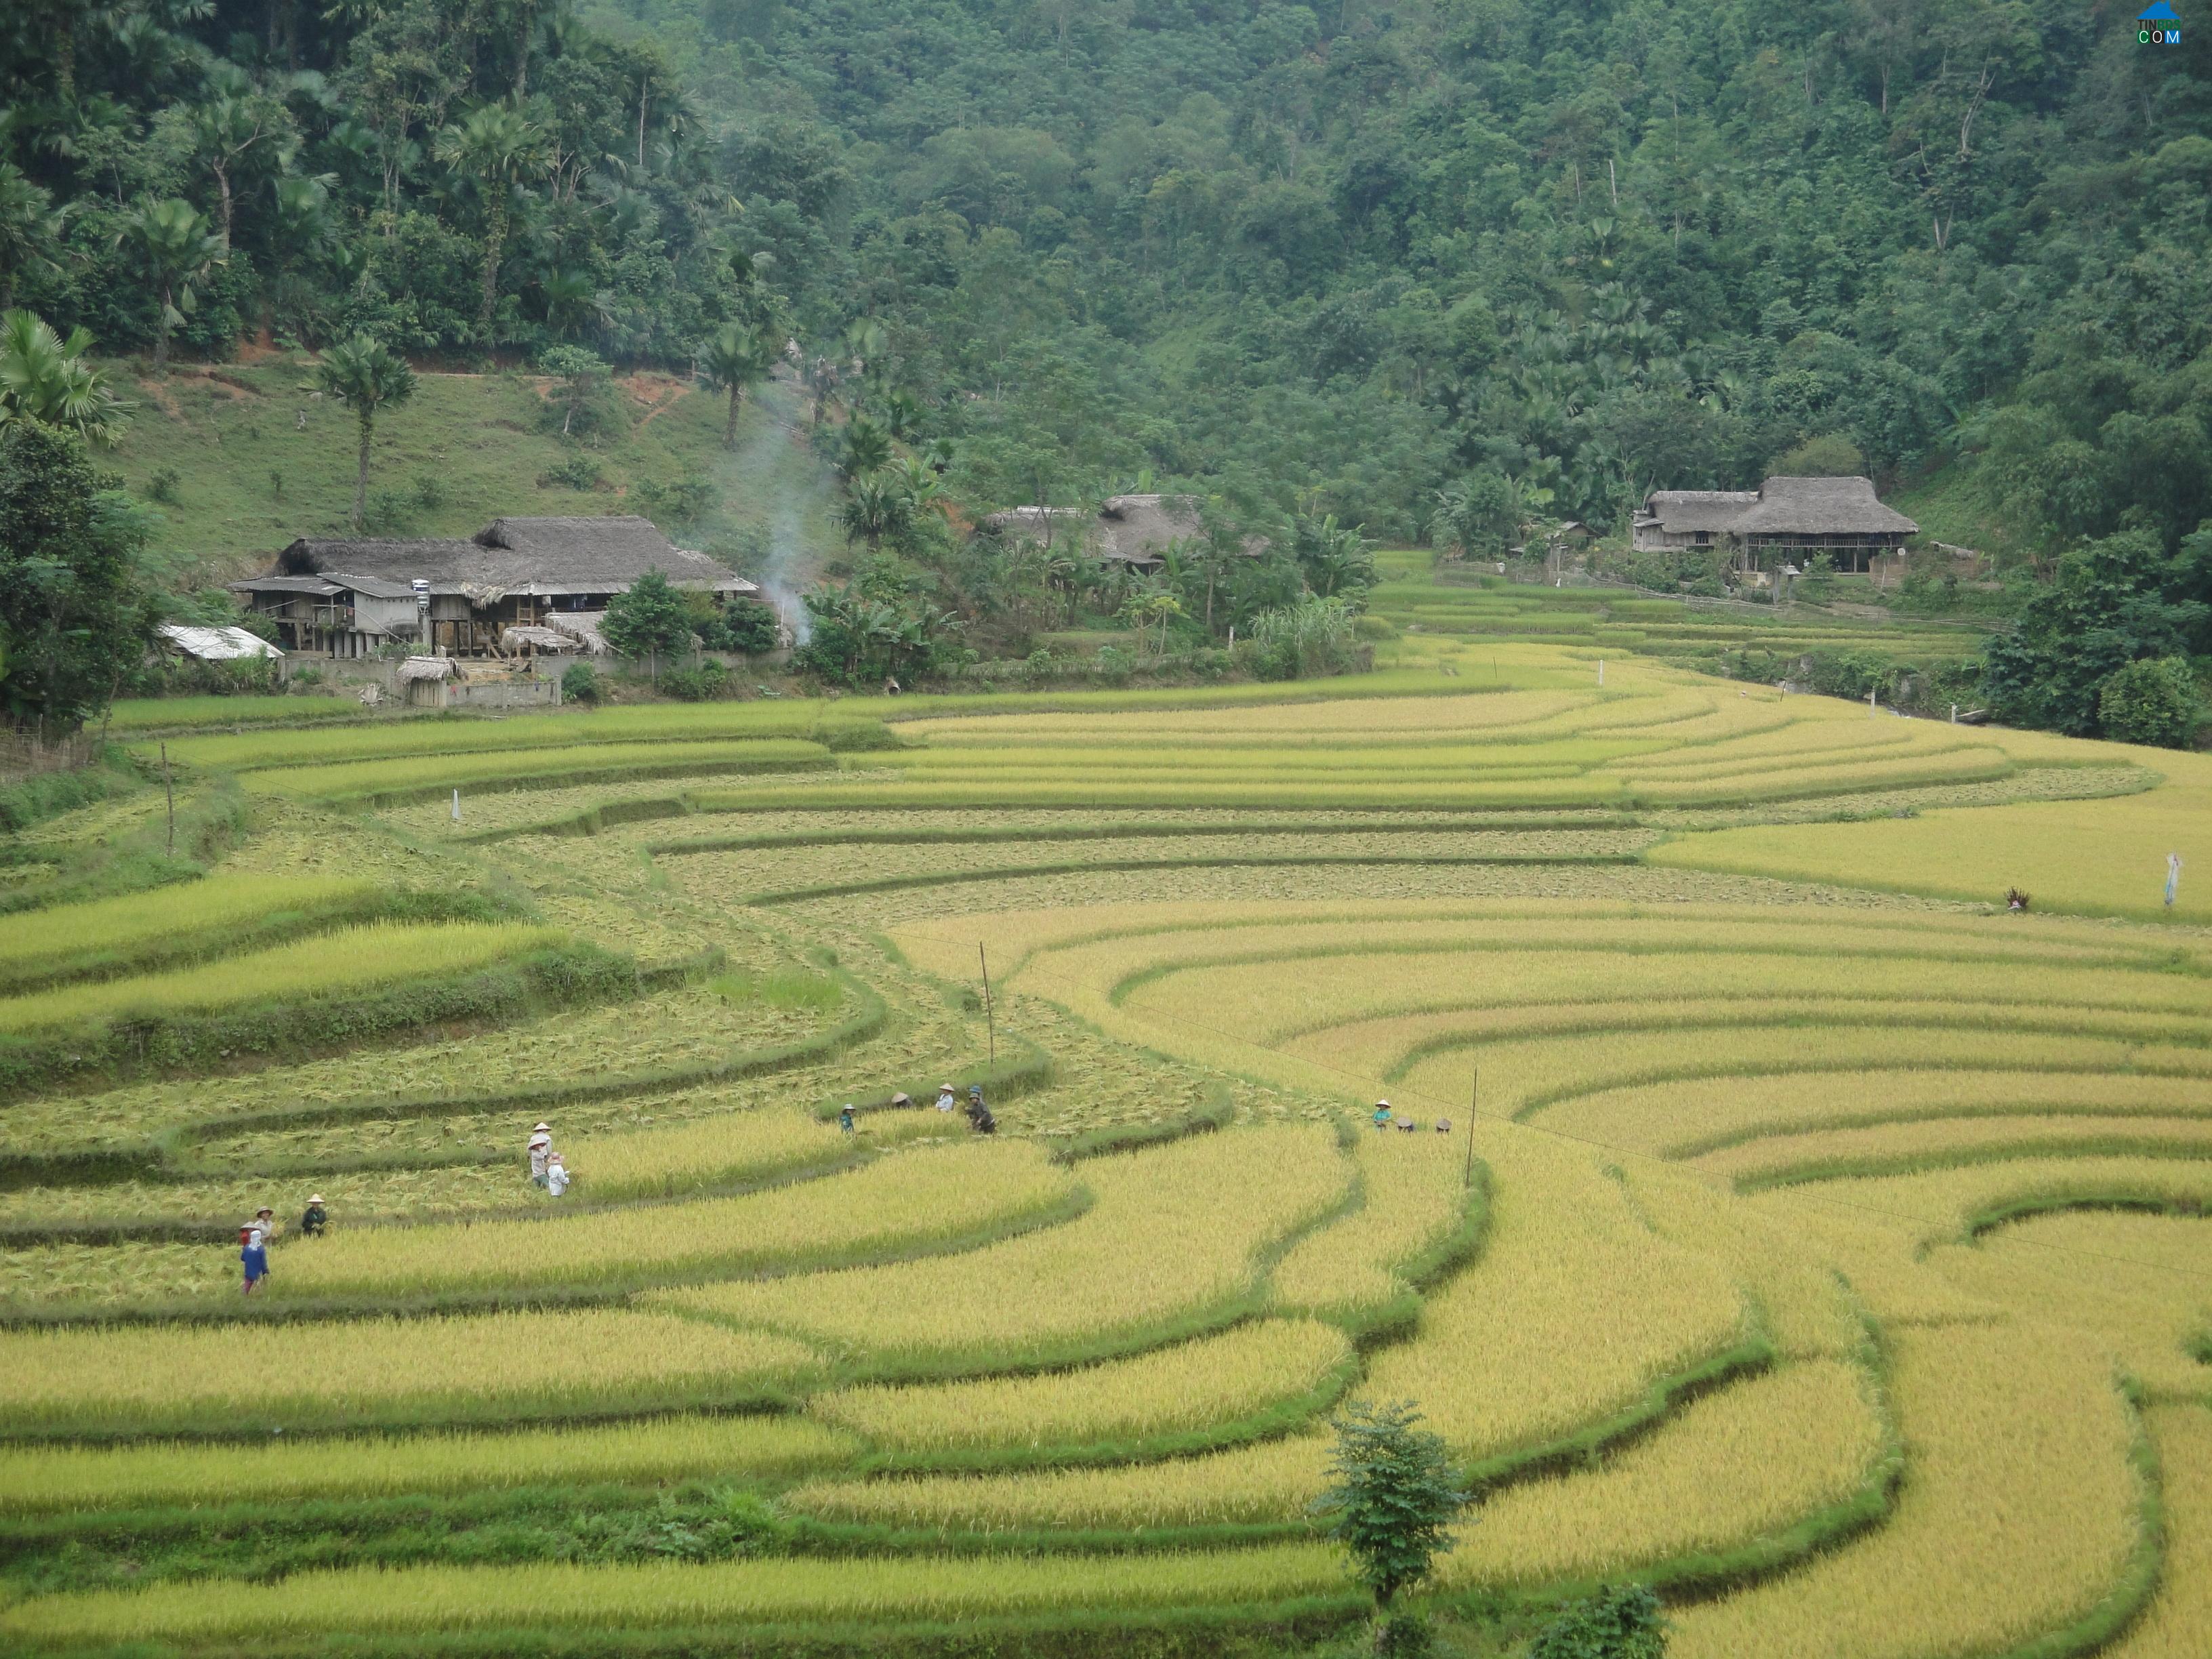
697, 321, 775, 448
0, 419, 158, 738
0, 165, 63, 311
115, 199, 224, 375
434, 102, 549, 338
184, 75, 300, 251
315, 334, 417, 531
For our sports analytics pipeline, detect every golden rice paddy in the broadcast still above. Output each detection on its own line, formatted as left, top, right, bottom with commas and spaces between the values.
7, 640, 2202, 1655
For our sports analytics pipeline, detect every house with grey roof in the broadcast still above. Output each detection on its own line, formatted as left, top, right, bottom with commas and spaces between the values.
1632, 477, 1917, 573
230, 516, 758, 657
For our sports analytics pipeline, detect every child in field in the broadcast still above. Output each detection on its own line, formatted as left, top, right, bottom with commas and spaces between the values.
546, 1154, 570, 1197
300, 1194, 327, 1236
838, 1104, 856, 1134
528, 1124, 553, 1186
241, 1208, 275, 1295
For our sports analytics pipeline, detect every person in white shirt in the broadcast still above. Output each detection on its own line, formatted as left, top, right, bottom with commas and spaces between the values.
546, 1155, 570, 1197
528, 1124, 553, 1186
935, 1085, 957, 1113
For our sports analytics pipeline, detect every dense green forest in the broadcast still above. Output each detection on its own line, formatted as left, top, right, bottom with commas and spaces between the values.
2, 0, 2210, 733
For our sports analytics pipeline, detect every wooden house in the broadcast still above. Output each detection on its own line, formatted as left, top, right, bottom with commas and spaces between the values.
230, 516, 758, 658
1633, 477, 1917, 573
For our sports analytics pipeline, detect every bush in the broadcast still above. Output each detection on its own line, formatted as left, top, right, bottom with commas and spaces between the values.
688, 596, 781, 655
635, 474, 714, 530
1525, 1583, 1668, 1659
1092, 644, 1134, 687
561, 663, 600, 703
541, 452, 604, 491
659, 659, 730, 701
1353, 615, 1400, 641
722, 600, 781, 655
2097, 657, 2200, 748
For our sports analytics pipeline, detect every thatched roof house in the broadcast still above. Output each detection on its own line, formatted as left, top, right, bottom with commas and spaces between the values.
231, 516, 756, 657
981, 494, 1261, 573
1633, 477, 1917, 571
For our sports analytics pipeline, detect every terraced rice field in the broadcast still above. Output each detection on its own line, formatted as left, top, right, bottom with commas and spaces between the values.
4, 617, 2205, 1656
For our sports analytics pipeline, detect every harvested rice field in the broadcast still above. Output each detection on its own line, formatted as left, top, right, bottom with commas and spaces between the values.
7, 635, 2207, 1656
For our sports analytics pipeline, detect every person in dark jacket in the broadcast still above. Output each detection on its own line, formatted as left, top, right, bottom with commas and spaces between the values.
300, 1194, 328, 1236
964, 1086, 996, 1134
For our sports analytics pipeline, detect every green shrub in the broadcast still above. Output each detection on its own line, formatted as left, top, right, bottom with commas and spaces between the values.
1525, 1583, 1669, 1658
560, 663, 600, 703
2097, 657, 2200, 748
659, 659, 730, 701
541, 452, 604, 491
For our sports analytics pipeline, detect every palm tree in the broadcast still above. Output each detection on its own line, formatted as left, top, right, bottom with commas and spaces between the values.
838, 472, 909, 553
697, 321, 774, 448
315, 334, 417, 531
837, 414, 892, 483
0, 165, 63, 310
434, 102, 548, 338
116, 198, 222, 374
536, 268, 606, 340
886, 455, 945, 521
0, 310, 131, 443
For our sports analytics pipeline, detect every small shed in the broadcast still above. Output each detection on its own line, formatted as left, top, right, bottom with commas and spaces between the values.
396, 655, 459, 708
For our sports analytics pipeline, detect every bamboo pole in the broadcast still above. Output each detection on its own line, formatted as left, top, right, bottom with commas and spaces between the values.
979, 943, 996, 1067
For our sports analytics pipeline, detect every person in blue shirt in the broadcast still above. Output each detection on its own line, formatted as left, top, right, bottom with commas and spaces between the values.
241, 1208, 274, 1296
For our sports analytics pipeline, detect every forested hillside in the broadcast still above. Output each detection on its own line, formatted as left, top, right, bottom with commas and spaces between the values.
3, 1, 2211, 734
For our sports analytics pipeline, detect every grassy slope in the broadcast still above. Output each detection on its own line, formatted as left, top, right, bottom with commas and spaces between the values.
1888, 461, 2007, 557
97, 356, 841, 582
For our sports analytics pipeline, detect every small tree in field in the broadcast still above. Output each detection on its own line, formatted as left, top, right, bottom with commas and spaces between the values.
601, 569, 693, 680
1311, 1399, 1471, 1655
1525, 1584, 1668, 1659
